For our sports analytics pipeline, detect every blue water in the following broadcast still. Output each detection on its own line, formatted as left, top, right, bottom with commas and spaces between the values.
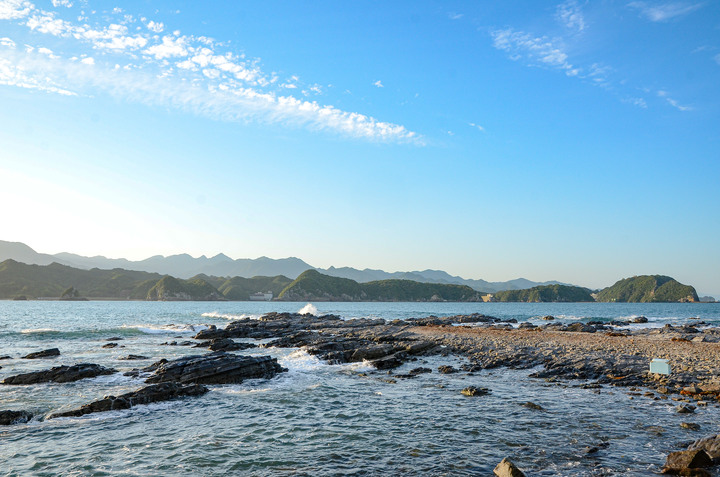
1, 301, 719, 475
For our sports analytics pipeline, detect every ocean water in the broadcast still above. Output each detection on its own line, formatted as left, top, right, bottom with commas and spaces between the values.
1, 301, 720, 476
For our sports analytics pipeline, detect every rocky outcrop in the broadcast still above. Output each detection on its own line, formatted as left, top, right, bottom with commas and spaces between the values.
662, 449, 713, 475
142, 352, 286, 385
0, 410, 33, 425
22, 348, 60, 359
193, 338, 256, 352
493, 458, 526, 477
2, 364, 116, 385
49, 382, 208, 419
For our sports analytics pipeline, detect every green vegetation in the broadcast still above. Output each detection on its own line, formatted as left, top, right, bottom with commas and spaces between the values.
0, 259, 291, 301
595, 275, 699, 303
277, 269, 482, 301
493, 284, 594, 302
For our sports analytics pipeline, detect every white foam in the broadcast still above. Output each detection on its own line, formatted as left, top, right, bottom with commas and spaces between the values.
341, 360, 375, 373
278, 349, 326, 372
121, 324, 209, 334
298, 303, 318, 315
201, 311, 259, 320
20, 328, 59, 333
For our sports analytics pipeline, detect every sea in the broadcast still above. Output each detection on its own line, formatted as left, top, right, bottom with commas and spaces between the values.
2, 301, 720, 476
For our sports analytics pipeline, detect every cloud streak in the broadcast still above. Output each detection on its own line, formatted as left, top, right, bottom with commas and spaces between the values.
0, 0, 421, 144
627, 1, 704, 22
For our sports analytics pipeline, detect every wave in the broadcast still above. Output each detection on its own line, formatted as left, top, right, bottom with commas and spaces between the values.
201, 311, 260, 320
20, 328, 61, 334
120, 324, 209, 335
278, 349, 326, 372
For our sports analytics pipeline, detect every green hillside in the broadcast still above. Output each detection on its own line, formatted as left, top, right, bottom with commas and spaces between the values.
217, 275, 292, 300
493, 284, 594, 302
0, 259, 288, 301
277, 269, 482, 301
595, 275, 698, 303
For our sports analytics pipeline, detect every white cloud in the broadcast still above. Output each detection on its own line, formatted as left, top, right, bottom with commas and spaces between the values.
374, 80, 384, 88
144, 35, 188, 59
448, 12, 463, 20
0, 0, 32, 20
657, 90, 692, 111
623, 97, 648, 108
0, 37, 16, 48
714, 53, 720, 66
491, 28, 577, 75
147, 20, 163, 33
0, 0, 420, 144
51, 0, 72, 7
556, 0, 585, 32
627, 2, 704, 22
469, 122, 485, 132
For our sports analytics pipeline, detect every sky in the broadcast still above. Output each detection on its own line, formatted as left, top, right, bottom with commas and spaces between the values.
0, 1, 718, 295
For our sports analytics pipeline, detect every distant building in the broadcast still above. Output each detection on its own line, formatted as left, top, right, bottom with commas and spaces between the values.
249, 291, 273, 301
481, 294, 495, 303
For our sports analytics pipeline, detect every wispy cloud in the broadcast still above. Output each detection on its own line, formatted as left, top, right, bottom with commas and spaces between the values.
491, 28, 579, 76
556, 0, 586, 33
0, 0, 421, 144
373, 80, 383, 88
657, 90, 692, 111
627, 1, 704, 22
448, 12, 463, 21
469, 122, 485, 132
714, 53, 720, 66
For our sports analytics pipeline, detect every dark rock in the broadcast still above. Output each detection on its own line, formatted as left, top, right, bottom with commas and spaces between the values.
461, 386, 490, 396
689, 434, 720, 460
372, 356, 403, 370
0, 356, 11, 360
409, 367, 432, 375
118, 355, 149, 361
677, 405, 696, 414
662, 449, 712, 474
541, 315, 555, 321
49, 382, 208, 419
521, 401, 545, 411
633, 316, 649, 323
0, 410, 33, 425
22, 348, 60, 359
438, 365, 458, 374
102, 343, 119, 349
2, 363, 117, 385
493, 457, 526, 477
144, 352, 286, 385
195, 338, 257, 352
106, 337, 123, 341
565, 322, 596, 333
682, 423, 701, 431
518, 322, 536, 329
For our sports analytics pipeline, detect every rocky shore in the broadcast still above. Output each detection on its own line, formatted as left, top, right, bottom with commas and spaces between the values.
3, 311, 720, 474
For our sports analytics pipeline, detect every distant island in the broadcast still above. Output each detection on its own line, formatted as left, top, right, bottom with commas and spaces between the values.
0, 259, 702, 303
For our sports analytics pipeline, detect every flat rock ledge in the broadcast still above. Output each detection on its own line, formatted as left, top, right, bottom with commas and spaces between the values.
49, 382, 208, 419
22, 348, 60, 359
0, 410, 33, 425
2, 364, 117, 385
135, 351, 286, 385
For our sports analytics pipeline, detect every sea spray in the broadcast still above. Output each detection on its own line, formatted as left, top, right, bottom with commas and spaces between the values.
298, 303, 318, 315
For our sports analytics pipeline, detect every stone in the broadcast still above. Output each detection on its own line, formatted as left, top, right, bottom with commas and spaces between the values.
2, 364, 117, 385
102, 343, 119, 349
22, 348, 60, 359
409, 367, 432, 375
541, 315, 555, 321
493, 457, 526, 477
0, 410, 33, 425
118, 355, 149, 360
0, 356, 12, 360
49, 382, 208, 419
371, 356, 403, 370
565, 322, 596, 333
521, 401, 545, 411
681, 422, 701, 431
633, 316, 649, 323
662, 449, 712, 474
195, 338, 257, 352
677, 405, 696, 414
461, 386, 490, 397
437, 365, 458, 374
144, 351, 286, 385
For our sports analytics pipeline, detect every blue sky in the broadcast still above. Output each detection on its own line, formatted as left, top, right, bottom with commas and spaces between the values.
1, 0, 718, 294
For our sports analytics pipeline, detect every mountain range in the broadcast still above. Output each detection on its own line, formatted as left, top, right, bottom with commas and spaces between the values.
0, 240, 566, 293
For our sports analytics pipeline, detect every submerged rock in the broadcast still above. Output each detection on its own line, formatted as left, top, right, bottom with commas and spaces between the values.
194, 338, 256, 352
493, 457, 526, 477
49, 382, 208, 419
118, 355, 149, 361
144, 351, 286, 385
22, 348, 60, 359
461, 386, 490, 397
0, 410, 33, 425
2, 363, 116, 385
